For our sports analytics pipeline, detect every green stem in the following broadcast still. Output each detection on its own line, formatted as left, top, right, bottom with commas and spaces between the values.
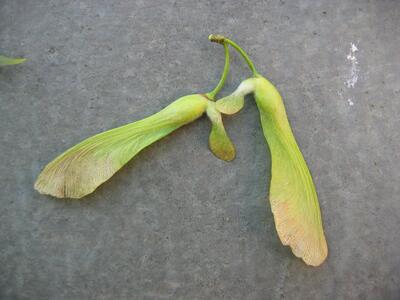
207, 43, 230, 100
208, 34, 258, 77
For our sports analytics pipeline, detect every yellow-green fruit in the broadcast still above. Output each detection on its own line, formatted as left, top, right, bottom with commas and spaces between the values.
255, 76, 328, 266
206, 101, 235, 161
34, 95, 208, 199
217, 76, 328, 266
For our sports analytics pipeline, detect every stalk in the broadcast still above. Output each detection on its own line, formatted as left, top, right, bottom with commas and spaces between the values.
209, 34, 258, 76
206, 42, 230, 100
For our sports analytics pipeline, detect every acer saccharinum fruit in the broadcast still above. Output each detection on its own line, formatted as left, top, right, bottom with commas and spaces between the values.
35, 43, 235, 199
210, 34, 328, 266
35, 35, 328, 267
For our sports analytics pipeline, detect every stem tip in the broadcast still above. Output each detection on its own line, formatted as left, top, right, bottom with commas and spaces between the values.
208, 34, 226, 44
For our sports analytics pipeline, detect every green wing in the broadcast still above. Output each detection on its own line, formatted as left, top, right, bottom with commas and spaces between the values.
215, 93, 244, 115
0, 55, 26, 66
255, 77, 328, 266
206, 102, 235, 161
215, 78, 255, 115
35, 95, 208, 198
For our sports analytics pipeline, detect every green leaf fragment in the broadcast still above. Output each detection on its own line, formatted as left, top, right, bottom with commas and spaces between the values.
0, 55, 26, 66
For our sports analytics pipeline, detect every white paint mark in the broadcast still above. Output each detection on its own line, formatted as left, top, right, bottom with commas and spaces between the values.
345, 43, 359, 88
347, 98, 354, 106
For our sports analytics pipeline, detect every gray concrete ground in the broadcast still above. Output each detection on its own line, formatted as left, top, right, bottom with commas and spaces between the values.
1, 0, 399, 299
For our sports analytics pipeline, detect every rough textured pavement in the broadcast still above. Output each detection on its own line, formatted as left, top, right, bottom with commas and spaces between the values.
1, 1, 399, 299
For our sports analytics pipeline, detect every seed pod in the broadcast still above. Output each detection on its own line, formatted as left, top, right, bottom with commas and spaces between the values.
217, 76, 328, 266
206, 101, 235, 161
35, 95, 208, 199
205, 41, 236, 161
35, 38, 235, 198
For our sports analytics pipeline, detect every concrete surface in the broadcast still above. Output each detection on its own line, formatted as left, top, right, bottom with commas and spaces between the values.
1, 0, 399, 299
